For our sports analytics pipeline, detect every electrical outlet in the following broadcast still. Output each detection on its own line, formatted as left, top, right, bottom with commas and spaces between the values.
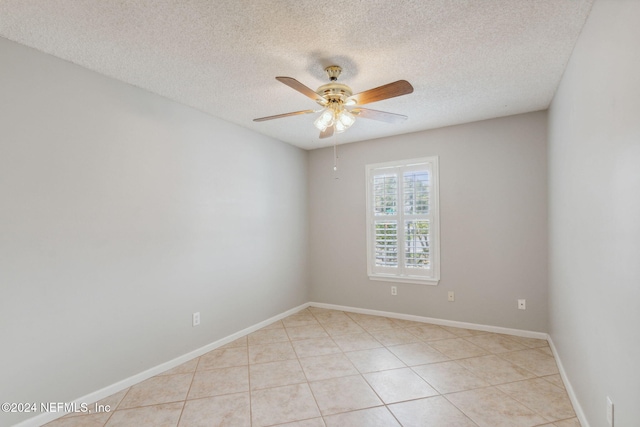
518, 299, 526, 310
448, 291, 455, 302
391, 286, 397, 296
192, 312, 200, 326
607, 396, 614, 426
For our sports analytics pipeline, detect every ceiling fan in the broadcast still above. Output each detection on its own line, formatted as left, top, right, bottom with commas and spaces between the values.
253, 65, 414, 139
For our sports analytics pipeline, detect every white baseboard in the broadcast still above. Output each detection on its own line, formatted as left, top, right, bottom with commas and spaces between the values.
547, 336, 590, 427
310, 302, 549, 340
14, 302, 310, 427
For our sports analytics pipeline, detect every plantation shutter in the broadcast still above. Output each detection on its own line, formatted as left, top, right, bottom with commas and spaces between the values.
367, 157, 439, 284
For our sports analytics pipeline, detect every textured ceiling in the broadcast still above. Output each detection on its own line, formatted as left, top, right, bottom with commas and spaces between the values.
0, 0, 593, 150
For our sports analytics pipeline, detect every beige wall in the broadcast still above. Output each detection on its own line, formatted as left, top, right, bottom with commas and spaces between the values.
0, 38, 309, 426
548, 0, 640, 425
308, 111, 548, 332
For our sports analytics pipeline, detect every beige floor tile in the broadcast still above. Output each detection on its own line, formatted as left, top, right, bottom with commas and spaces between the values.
291, 337, 342, 358
412, 361, 489, 394
539, 346, 554, 356
309, 375, 383, 416
441, 326, 489, 337
157, 358, 199, 376
251, 383, 321, 426
285, 324, 329, 341
498, 348, 560, 376
312, 311, 350, 324
95, 388, 130, 415
282, 313, 320, 328
456, 355, 536, 385
307, 306, 334, 314
261, 320, 285, 330
446, 387, 547, 427
542, 374, 566, 389
363, 367, 438, 403
464, 334, 528, 353
217, 336, 248, 350
48, 308, 580, 427
343, 312, 379, 323
274, 418, 326, 427
331, 332, 383, 352
44, 412, 109, 427
428, 338, 489, 359
98, 388, 130, 411
323, 406, 400, 426
105, 402, 183, 427
405, 324, 458, 341
118, 373, 193, 409
248, 341, 297, 364
553, 418, 582, 426
298, 353, 359, 381
248, 327, 290, 345
503, 334, 550, 349
497, 378, 576, 421
368, 327, 420, 346
389, 395, 479, 427
187, 366, 249, 399
179, 393, 250, 427
346, 313, 398, 331
389, 318, 425, 328
197, 347, 248, 371
249, 359, 307, 390
344, 347, 406, 373
387, 342, 449, 366
322, 320, 366, 336
63, 388, 128, 421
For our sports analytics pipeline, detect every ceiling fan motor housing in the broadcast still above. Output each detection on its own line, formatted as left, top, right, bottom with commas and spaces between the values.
316, 82, 352, 105
315, 65, 352, 106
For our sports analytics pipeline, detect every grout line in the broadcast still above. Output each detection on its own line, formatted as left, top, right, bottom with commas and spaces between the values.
440, 390, 484, 426
246, 346, 253, 427
173, 401, 187, 427
175, 358, 199, 426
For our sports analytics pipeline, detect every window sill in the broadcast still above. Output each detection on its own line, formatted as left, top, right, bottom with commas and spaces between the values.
368, 275, 439, 286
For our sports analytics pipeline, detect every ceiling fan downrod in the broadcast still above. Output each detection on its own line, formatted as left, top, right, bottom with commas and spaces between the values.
325, 65, 342, 81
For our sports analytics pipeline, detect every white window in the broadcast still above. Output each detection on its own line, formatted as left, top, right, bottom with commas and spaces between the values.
366, 156, 440, 285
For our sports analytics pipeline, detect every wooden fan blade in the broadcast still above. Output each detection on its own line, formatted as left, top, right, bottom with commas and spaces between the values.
319, 125, 335, 139
253, 109, 315, 122
276, 77, 327, 105
347, 80, 413, 106
351, 108, 408, 124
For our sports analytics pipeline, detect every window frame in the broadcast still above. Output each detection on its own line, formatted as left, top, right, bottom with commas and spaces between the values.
365, 156, 440, 285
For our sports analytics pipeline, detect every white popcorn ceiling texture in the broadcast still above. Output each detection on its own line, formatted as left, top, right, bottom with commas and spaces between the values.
0, 0, 594, 149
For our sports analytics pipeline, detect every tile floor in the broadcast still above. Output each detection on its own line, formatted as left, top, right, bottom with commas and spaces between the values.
44, 307, 580, 427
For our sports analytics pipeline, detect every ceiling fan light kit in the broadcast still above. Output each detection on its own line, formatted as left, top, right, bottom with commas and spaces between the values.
254, 65, 414, 139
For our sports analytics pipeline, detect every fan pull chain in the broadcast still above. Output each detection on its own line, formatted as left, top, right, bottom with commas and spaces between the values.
333, 134, 339, 180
